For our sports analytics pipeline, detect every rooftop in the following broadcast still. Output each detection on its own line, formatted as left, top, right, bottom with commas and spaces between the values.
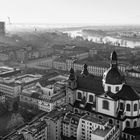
5, 133, 24, 140
116, 84, 140, 101
93, 126, 116, 137
1, 74, 42, 87
76, 74, 104, 94
45, 107, 67, 121
21, 120, 47, 135
63, 112, 82, 124
82, 114, 107, 125
0, 66, 20, 77
0, 66, 14, 74
22, 83, 66, 102
15, 74, 42, 84
123, 127, 140, 136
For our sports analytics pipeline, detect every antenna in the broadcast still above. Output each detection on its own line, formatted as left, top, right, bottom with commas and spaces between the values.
34, 27, 37, 32
8, 17, 11, 24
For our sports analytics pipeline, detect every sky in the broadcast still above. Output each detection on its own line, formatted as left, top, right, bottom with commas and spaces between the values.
0, 0, 140, 25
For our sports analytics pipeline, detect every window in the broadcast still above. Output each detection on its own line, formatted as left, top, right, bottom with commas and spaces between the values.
134, 103, 137, 111
75, 108, 78, 113
134, 121, 137, 127
127, 134, 130, 140
120, 102, 124, 110
89, 95, 93, 102
126, 121, 130, 127
109, 119, 113, 125
108, 86, 111, 91
77, 92, 82, 100
102, 100, 109, 110
123, 133, 126, 139
116, 86, 119, 92
99, 116, 103, 120
126, 104, 130, 111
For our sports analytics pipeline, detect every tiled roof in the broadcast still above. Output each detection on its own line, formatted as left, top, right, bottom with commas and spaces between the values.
76, 74, 104, 95
123, 127, 140, 136
115, 84, 140, 101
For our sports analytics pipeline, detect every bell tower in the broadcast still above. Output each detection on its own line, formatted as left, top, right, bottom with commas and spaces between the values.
81, 64, 89, 77
68, 68, 77, 89
66, 68, 77, 105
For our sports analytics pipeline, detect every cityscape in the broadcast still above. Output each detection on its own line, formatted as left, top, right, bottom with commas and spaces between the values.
1, 0, 140, 140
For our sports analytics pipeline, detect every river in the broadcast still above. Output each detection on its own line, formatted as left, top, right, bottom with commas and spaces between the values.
64, 30, 140, 48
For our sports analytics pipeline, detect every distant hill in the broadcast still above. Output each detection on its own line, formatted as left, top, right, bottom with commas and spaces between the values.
82, 29, 106, 36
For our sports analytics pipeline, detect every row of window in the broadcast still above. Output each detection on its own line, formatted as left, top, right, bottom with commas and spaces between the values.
126, 120, 137, 128
77, 92, 94, 102
102, 100, 139, 112
107, 86, 119, 92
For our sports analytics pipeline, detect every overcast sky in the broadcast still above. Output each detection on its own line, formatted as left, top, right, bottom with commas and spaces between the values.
0, 0, 140, 25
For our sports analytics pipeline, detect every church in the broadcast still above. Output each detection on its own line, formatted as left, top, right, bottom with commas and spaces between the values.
66, 51, 140, 139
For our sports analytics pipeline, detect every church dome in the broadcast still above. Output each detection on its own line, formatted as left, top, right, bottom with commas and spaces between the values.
103, 50, 124, 85
103, 67, 124, 85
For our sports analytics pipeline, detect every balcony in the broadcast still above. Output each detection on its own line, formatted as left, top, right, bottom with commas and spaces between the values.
106, 128, 120, 140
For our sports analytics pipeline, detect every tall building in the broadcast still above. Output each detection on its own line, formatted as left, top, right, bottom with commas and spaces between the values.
62, 112, 82, 140
0, 21, 5, 36
44, 108, 68, 140
67, 51, 140, 139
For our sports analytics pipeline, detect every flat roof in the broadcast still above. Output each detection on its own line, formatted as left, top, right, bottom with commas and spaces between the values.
0, 66, 15, 74
45, 108, 67, 121
82, 115, 107, 125
15, 74, 41, 84
1, 74, 42, 87
93, 126, 114, 137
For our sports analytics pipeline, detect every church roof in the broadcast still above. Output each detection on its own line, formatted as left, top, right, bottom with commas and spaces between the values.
115, 84, 140, 101
106, 91, 118, 101
76, 74, 104, 95
103, 67, 124, 85
123, 127, 140, 136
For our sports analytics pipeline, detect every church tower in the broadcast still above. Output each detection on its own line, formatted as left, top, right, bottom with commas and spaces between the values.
81, 64, 89, 77
102, 51, 125, 94
66, 68, 77, 105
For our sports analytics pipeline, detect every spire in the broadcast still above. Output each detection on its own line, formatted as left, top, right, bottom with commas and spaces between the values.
69, 68, 75, 81
110, 51, 118, 68
81, 64, 89, 76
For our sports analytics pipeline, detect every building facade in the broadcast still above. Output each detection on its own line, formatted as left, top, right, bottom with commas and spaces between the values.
67, 51, 140, 140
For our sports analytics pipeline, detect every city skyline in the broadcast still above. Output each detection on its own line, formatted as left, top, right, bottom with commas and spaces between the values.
0, 0, 140, 25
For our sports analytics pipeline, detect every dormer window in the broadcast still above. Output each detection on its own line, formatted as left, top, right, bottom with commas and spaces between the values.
77, 92, 82, 100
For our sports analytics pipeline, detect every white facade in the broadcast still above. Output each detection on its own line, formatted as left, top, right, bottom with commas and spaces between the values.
103, 83, 123, 94
0, 83, 21, 98
96, 96, 117, 117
